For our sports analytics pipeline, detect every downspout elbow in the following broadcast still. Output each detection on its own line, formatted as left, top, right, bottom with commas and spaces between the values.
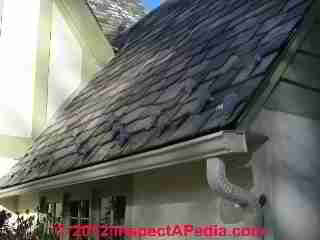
207, 157, 264, 209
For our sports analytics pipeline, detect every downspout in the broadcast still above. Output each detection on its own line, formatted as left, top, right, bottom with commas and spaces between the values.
207, 157, 261, 209
206, 132, 267, 209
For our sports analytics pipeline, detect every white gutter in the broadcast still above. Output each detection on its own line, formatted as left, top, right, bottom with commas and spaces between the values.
0, 131, 247, 198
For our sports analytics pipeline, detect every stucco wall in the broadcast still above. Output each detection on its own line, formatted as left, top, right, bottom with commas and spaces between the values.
127, 160, 261, 240
0, 196, 17, 212
47, 1, 104, 121
250, 108, 320, 240
16, 193, 39, 214
127, 161, 218, 228
47, 2, 83, 120
0, 0, 40, 137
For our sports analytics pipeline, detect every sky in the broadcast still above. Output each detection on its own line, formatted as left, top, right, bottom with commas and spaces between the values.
142, 0, 160, 10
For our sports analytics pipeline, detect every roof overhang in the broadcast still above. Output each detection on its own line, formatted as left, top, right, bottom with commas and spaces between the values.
0, 131, 247, 198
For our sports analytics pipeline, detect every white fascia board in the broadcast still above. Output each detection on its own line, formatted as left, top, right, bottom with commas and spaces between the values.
0, 131, 247, 198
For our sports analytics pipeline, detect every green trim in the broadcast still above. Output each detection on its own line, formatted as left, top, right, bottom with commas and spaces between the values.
32, 0, 53, 138
264, 80, 320, 120
238, 0, 320, 130
54, 0, 114, 67
0, 135, 32, 158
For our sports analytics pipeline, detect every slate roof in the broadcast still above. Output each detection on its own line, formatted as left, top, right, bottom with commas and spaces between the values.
87, 0, 146, 48
0, 0, 313, 188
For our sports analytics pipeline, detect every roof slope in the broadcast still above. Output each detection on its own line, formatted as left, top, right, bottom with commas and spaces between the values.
87, 0, 146, 47
1, 0, 313, 188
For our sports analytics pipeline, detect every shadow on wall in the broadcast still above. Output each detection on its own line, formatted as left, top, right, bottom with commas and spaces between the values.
128, 159, 265, 230
272, 175, 320, 239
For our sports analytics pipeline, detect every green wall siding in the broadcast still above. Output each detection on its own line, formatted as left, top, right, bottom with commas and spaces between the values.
266, 18, 320, 119
265, 80, 320, 120
283, 53, 320, 90
300, 22, 320, 55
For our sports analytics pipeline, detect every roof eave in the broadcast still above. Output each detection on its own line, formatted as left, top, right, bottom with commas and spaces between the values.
0, 131, 247, 198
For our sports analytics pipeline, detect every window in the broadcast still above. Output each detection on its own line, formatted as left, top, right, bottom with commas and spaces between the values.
100, 196, 126, 240
100, 196, 126, 225
69, 200, 90, 240
64, 196, 126, 240
38, 198, 63, 238
48, 202, 63, 224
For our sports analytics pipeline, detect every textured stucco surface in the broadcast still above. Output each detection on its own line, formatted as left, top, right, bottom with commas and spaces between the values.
0, 0, 40, 138
249, 108, 320, 240
126, 160, 262, 240
47, 2, 83, 121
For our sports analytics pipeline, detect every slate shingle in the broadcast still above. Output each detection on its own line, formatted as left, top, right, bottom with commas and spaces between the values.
0, 0, 313, 188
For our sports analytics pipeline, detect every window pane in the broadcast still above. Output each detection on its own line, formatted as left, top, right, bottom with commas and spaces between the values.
80, 200, 89, 218
70, 201, 80, 218
69, 200, 90, 240
80, 218, 89, 224
113, 196, 126, 225
100, 197, 113, 224
70, 218, 78, 225
100, 196, 126, 225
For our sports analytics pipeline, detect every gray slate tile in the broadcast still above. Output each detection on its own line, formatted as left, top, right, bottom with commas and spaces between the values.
0, 0, 313, 188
